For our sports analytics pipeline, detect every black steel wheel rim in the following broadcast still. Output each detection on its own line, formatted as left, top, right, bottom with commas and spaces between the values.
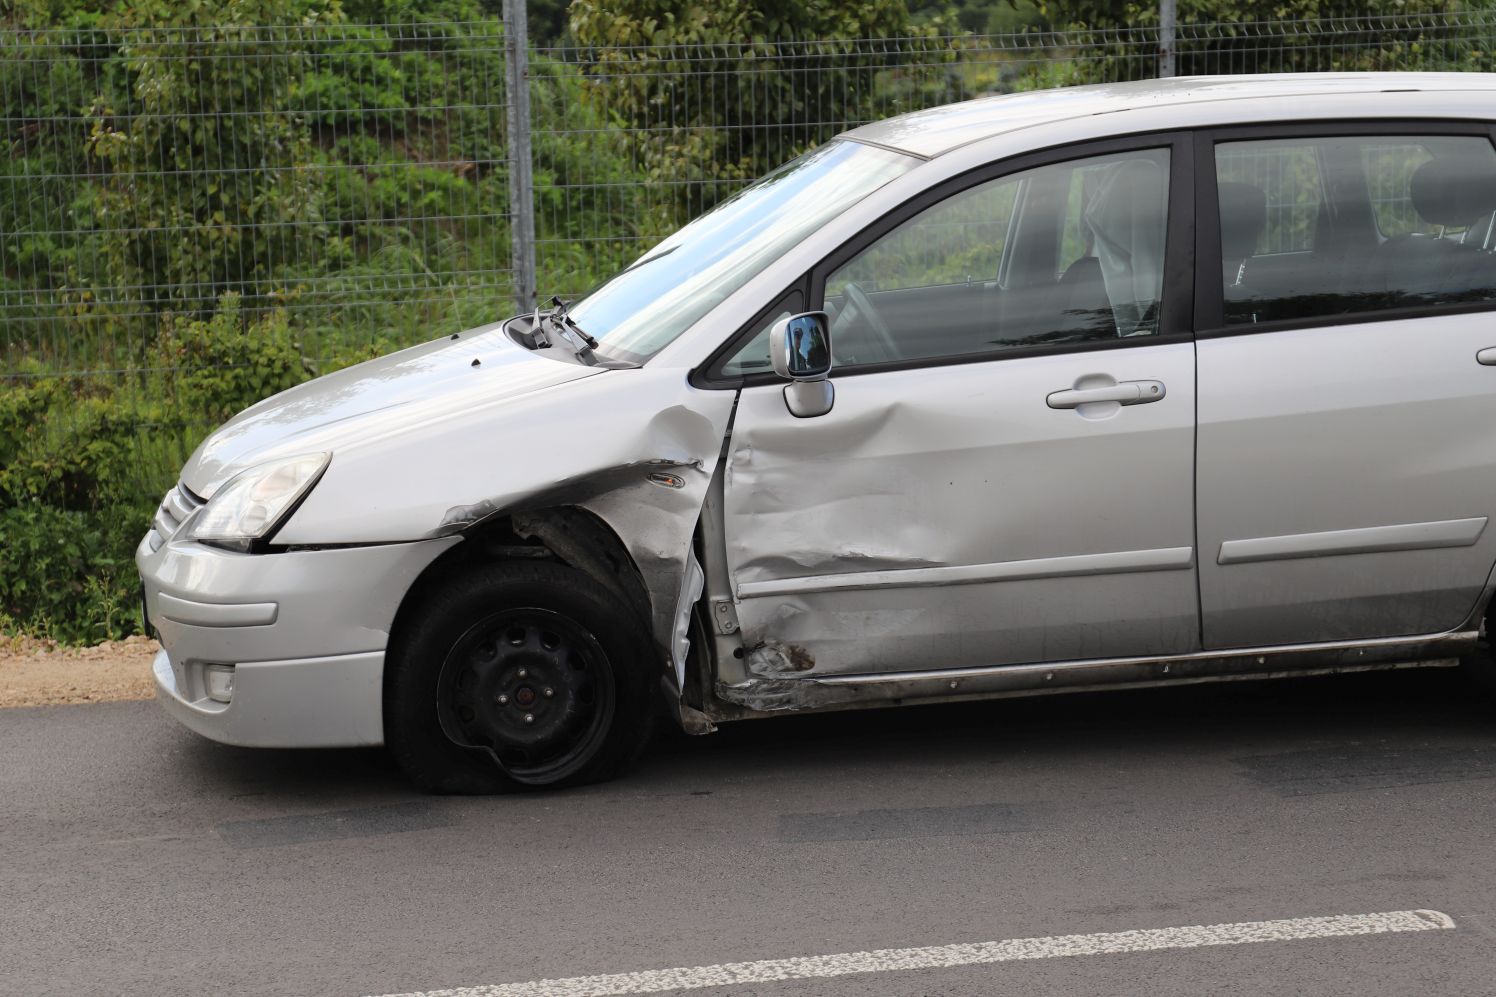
436, 607, 616, 785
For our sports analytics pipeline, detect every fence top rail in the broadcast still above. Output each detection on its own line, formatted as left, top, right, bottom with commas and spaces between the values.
534, 9, 1496, 58
0, 20, 506, 50
3, 7, 1493, 50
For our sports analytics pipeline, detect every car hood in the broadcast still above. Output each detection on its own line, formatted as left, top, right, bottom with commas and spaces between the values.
181, 321, 605, 497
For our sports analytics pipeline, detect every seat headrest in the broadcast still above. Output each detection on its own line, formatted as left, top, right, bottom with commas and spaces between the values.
1410, 157, 1496, 228
1218, 181, 1267, 262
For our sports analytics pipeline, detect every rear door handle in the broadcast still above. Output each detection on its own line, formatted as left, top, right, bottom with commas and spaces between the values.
1047, 379, 1166, 409
1477, 348, 1496, 365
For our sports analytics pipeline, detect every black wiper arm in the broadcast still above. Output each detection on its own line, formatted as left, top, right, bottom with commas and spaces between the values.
516, 298, 607, 365
529, 304, 551, 347
548, 295, 599, 350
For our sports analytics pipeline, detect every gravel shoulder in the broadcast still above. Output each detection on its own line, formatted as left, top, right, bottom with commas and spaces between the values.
0, 635, 158, 707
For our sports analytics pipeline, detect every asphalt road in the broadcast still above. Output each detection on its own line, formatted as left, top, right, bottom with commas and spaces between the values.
7, 668, 1496, 996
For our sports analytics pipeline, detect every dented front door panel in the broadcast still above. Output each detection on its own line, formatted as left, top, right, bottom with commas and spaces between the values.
723, 343, 1200, 679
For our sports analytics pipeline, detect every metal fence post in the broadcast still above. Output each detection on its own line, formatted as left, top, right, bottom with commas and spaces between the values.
502, 0, 537, 313
1158, 0, 1177, 77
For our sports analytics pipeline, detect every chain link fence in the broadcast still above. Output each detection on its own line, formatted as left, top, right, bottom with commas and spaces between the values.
532, 8, 1496, 299
3, 7, 1495, 493
3, 20, 515, 363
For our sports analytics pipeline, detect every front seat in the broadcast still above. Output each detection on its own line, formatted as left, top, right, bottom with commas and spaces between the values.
1084, 158, 1168, 336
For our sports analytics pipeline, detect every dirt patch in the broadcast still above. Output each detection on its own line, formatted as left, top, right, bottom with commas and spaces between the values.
0, 634, 158, 708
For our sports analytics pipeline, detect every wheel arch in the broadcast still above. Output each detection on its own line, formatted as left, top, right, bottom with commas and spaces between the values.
384, 501, 722, 733
380, 382, 739, 736
1459, 549, 1496, 637
387, 506, 650, 658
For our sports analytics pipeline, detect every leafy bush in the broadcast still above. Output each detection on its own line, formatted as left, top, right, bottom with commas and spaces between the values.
155, 296, 310, 424
0, 300, 330, 643
0, 503, 147, 644
567, 0, 956, 220
0, 374, 159, 643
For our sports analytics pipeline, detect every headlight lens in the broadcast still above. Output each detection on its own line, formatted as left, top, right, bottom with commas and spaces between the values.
193, 453, 330, 552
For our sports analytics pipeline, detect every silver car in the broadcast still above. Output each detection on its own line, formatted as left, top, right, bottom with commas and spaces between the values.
138, 73, 1496, 792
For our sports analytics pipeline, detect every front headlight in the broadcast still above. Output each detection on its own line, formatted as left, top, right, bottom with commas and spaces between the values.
193, 453, 330, 552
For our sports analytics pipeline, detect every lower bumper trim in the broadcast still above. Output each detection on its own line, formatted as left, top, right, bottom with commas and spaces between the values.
153, 648, 385, 748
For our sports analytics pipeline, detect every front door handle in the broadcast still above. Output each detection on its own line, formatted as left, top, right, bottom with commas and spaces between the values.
1477, 348, 1496, 365
1047, 379, 1166, 409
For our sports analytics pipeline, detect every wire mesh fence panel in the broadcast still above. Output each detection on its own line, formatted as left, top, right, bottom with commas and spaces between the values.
1173, 9, 1496, 75
4, 7, 1496, 497
532, 28, 1165, 297
2, 20, 517, 343
532, 9, 1496, 297
2, 19, 517, 494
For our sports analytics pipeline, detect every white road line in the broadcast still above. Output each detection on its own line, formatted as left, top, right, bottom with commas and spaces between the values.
371, 908, 1455, 997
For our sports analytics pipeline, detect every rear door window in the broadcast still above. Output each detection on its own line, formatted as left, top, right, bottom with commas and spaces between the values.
1215, 133, 1496, 326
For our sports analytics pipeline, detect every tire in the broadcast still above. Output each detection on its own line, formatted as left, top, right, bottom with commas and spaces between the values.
385, 561, 656, 793
1461, 606, 1496, 697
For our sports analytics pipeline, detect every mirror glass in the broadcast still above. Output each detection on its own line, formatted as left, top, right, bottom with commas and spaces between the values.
779, 312, 832, 380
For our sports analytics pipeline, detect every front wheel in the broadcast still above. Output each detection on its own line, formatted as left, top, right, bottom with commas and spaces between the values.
385, 562, 655, 793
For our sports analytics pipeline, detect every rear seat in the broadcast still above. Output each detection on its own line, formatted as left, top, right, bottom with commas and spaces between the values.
1219, 181, 1267, 292
1218, 181, 1361, 323
1376, 156, 1496, 306
1221, 160, 1496, 324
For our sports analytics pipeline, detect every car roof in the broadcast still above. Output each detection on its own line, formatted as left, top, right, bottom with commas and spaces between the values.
841, 73, 1496, 158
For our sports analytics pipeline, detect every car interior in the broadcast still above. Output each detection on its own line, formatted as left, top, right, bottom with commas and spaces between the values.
826, 149, 1171, 368
1217, 135, 1496, 325
726, 133, 1496, 377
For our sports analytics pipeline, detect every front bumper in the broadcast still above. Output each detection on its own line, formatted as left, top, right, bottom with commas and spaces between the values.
152, 648, 387, 747
137, 531, 459, 748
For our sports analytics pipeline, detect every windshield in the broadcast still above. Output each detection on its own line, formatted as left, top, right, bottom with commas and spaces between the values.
570, 140, 918, 364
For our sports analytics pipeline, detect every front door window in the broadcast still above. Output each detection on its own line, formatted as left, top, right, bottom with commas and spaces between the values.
824, 148, 1171, 367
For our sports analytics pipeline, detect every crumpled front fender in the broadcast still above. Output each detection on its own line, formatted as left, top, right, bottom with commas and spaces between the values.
275, 366, 738, 691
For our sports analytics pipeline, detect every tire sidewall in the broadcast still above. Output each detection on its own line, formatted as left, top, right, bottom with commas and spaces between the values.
386, 562, 655, 793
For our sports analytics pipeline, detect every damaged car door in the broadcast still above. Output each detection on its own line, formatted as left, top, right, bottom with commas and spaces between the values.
720, 139, 1201, 679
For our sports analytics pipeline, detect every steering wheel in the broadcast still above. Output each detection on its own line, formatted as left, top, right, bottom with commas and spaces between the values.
839, 281, 902, 363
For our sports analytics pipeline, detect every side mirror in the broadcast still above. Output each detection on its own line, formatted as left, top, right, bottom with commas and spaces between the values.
770, 311, 834, 418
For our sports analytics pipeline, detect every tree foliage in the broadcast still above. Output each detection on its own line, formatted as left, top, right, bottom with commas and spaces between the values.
1032, 0, 1493, 77
86, 1, 332, 319
568, 0, 955, 217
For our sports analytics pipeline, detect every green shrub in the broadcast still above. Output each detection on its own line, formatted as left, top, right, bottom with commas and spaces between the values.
154, 296, 310, 425
0, 501, 149, 644
0, 299, 325, 643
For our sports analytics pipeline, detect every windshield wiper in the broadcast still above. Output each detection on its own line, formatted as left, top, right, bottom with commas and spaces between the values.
527, 304, 551, 348
535, 296, 603, 366
546, 296, 599, 351
512, 297, 610, 365
618, 244, 679, 276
